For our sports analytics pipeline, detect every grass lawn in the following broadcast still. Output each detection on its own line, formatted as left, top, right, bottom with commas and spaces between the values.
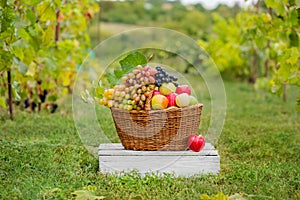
1, 79, 299, 199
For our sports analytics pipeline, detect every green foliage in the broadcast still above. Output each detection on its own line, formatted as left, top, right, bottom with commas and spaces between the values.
100, 1, 218, 39
200, 1, 300, 108
119, 52, 147, 71
199, 12, 246, 75
97, 51, 147, 94
163, 9, 210, 38
0, 0, 99, 110
0, 96, 6, 108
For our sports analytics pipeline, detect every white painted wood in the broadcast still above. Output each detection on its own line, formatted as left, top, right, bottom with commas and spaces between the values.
98, 143, 218, 156
99, 143, 220, 177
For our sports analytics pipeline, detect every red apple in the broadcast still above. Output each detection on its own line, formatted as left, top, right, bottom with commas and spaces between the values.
188, 134, 205, 152
166, 93, 177, 107
151, 94, 168, 109
176, 85, 191, 95
152, 90, 161, 96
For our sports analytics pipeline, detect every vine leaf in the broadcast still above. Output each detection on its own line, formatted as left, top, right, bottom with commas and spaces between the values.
119, 52, 147, 72
36, 2, 56, 22
113, 69, 124, 79
106, 72, 119, 86
0, 97, 7, 108
106, 52, 148, 86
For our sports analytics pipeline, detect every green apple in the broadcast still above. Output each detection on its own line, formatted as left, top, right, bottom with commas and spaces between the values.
189, 95, 198, 105
159, 82, 176, 96
176, 93, 190, 107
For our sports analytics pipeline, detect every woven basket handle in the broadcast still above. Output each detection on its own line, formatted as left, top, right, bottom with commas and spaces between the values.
144, 90, 153, 111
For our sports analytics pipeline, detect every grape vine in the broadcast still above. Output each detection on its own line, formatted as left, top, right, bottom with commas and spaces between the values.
0, 0, 99, 119
200, 0, 300, 108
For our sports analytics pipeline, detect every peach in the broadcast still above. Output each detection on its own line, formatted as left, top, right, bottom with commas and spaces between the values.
151, 94, 168, 109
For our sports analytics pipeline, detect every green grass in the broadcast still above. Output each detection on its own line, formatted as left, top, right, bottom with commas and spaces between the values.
1, 80, 299, 199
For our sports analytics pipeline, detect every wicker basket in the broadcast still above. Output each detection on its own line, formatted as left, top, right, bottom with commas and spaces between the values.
111, 103, 203, 151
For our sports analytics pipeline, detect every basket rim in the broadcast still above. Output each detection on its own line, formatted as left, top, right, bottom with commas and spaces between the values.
110, 103, 203, 114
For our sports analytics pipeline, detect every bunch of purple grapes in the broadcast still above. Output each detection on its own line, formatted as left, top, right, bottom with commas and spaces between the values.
154, 66, 178, 87
121, 65, 157, 87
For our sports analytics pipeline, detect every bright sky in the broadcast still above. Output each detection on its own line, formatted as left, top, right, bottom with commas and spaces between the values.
181, 0, 258, 9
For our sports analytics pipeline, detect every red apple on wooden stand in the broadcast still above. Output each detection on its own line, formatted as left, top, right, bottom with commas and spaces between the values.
188, 134, 205, 152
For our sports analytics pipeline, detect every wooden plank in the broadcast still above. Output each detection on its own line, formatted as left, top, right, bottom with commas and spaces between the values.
100, 156, 220, 176
99, 143, 218, 156
98, 143, 220, 177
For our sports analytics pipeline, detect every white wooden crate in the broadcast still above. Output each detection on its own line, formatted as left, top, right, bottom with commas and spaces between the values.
98, 143, 220, 177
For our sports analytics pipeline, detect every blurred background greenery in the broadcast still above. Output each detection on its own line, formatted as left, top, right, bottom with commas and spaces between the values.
87, 0, 299, 106
89, 0, 238, 42
1, 0, 299, 117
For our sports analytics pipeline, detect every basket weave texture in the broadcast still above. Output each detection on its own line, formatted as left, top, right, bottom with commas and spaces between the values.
111, 103, 203, 151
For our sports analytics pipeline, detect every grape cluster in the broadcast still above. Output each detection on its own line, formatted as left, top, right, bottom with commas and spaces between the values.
131, 84, 155, 110
154, 66, 178, 87
122, 65, 157, 87
99, 65, 157, 111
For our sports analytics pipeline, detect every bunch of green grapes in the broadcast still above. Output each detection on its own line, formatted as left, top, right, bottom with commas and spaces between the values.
99, 65, 157, 111
131, 84, 155, 110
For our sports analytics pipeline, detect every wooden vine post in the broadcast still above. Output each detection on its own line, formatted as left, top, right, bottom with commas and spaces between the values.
7, 70, 13, 120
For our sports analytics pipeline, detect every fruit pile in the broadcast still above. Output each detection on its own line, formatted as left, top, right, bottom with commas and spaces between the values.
99, 65, 198, 111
